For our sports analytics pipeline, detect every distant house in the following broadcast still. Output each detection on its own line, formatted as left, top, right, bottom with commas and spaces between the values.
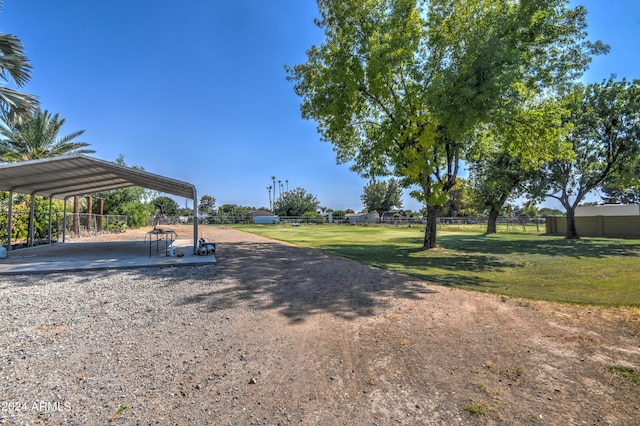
345, 212, 379, 224
247, 210, 279, 224
247, 210, 275, 218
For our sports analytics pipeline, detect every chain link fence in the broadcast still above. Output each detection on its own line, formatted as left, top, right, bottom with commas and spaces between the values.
200, 214, 544, 232
1, 212, 129, 248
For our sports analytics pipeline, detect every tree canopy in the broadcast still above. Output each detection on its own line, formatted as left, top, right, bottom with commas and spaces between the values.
199, 194, 217, 216
91, 155, 156, 228
152, 196, 180, 218
361, 178, 403, 216
440, 178, 475, 217
287, 0, 606, 248
465, 95, 568, 234
534, 78, 640, 239
273, 188, 320, 217
600, 182, 640, 205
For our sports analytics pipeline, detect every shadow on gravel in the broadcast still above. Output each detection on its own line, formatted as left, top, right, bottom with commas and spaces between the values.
171, 241, 438, 323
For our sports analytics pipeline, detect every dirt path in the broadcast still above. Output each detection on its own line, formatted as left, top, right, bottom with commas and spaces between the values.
1, 225, 638, 424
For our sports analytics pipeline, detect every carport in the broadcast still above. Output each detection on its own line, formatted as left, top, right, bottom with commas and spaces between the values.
0, 154, 199, 254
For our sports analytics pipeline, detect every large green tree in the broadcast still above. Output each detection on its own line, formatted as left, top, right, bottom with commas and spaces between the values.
534, 78, 640, 239
273, 187, 320, 217
361, 178, 403, 216
152, 196, 179, 218
0, 12, 38, 122
600, 182, 640, 205
440, 178, 476, 217
0, 109, 93, 161
467, 96, 569, 233
210, 204, 255, 224
199, 194, 216, 216
287, 0, 606, 248
599, 139, 640, 204
469, 151, 527, 233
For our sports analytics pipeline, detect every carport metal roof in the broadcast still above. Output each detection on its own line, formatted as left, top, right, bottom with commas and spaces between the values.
0, 154, 196, 200
0, 154, 199, 254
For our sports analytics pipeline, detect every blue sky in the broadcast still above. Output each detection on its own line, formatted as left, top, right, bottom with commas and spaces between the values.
3, 1, 639, 212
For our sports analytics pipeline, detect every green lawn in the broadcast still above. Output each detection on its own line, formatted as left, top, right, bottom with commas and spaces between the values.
228, 224, 640, 307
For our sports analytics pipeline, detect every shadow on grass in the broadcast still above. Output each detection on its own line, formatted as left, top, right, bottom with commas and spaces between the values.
319, 244, 505, 288
313, 234, 640, 295
327, 244, 507, 269
387, 233, 640, 259
163, 241, 439, 323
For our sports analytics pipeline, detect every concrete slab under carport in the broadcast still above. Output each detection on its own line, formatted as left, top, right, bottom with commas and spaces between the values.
0, 238, 216, 275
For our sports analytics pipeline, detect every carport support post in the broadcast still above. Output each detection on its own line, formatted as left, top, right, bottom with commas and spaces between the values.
193, 189, 198, 254
7, 191, 13, 253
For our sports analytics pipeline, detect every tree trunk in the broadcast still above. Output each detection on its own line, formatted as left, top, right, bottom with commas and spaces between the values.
565, 206, 580, 239
73, 196, 80, 237
486, 207, 500, 234
423, 205, 439, 249
97, 199, 104, 231
87, 196, 93, 234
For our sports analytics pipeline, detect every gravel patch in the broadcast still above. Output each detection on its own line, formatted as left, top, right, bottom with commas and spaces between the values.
1, 226, 639, 425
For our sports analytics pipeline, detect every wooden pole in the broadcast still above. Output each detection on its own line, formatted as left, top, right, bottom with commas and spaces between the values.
87, 196, 93, 234
98, 198, 104, 231
73, 196, 80, 237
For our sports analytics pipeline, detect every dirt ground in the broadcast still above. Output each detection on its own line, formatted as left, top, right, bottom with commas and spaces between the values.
1, 224, 639, 425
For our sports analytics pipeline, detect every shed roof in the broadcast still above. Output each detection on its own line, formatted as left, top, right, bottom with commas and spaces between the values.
0, 154, 196, 200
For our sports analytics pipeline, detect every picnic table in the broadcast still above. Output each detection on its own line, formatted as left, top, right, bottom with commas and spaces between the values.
145, 228, 176, 257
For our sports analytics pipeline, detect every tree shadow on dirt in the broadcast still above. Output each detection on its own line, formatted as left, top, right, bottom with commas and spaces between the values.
171, 241, 438, 323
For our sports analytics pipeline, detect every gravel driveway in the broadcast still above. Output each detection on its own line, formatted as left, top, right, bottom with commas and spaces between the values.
1, 226, 639, 425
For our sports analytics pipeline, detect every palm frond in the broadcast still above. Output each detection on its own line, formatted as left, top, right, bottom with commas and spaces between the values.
0, 86, 38, 122
0, 109, 92, 161
0, 32, 32, 87
0, 26, 39, 122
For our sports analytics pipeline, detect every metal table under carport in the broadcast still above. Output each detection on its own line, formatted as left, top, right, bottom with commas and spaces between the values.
145, 228, 176, 257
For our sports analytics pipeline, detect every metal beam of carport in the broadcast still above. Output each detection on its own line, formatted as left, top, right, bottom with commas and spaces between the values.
0, 154, 199, 254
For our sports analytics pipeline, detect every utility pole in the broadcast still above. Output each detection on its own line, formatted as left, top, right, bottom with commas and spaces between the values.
271, 176, 276, 200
